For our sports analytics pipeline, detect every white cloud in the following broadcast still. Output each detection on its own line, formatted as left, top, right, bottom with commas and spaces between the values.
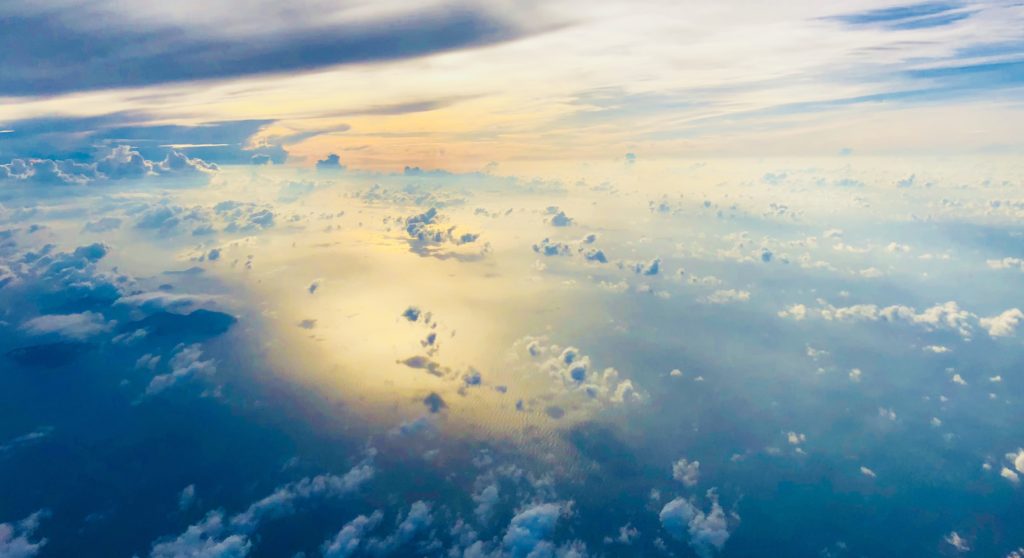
145, 344, 217, 396
21, 311, 113, 339
502, 503, 564, 558
0, 510, 49, 558
777, 304, 807, 320
704, 289, 750, 304
151, 462, 374, 557
659, 491, 734, 558
980, 308, 1024, 337
944, 531, 970, 552
987, 257, 1024, 271
1000, 467, 1020, 484
672, 458, 700, 488
322, 512, 383, 558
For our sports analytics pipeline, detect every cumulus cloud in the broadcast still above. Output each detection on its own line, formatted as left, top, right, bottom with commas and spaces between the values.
0, 510, 49, 558
790, 299, 1022, 339
518, 336, 643, 405
545, 207, 574, 227
149, 510, 252, 558
659, 491, 735, 558
980, 308, 1023, 337
402, 207, 486, 260
502, 503, 565, 558
316, 154, 347, 172
151, 462, 374, 557
367, 501, 433, 555
144, 344, 217, 396
777, 304, 807, 320
2, 146, 217, 186
322, 511, 383, 558
944, 531, 970, 552
672, 458, 700, 487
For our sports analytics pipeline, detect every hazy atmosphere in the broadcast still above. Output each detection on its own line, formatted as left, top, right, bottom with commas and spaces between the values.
2, 2, 1024, 557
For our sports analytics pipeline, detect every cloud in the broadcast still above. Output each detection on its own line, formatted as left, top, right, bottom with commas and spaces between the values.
672, 458, 700, 487
83, 217, 122, 233
630, 258, 661, 276
502, 502, 564, 558
980, 308, 1023, 337
423, 392, 447, 413
1, 146, 217, 186
144, 344, 217, 396
179, 485, 197, 512
704, 289, 750, 304
988, 257, 1024, 271
518, 336, 643, 405
149, 510, 252, 558
21, 311, 113, 339
0, 510, 50, 558
402, 208, 486, 260
150, 462, 374, 557
777, 304, 807, 320
0, 3, 548, 95
944, 531, 970, 552
829, 2, 973, 30
794, 300, 1010, 339
547, 209, 574, 227
659, 491, 734, 558
367, 501, 433, 554
322, 511, 383, 558
316, 154, 347, 172
473, 483, 500, 524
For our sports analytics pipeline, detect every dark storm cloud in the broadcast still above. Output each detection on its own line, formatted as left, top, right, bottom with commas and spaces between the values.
0, 4, 550, 96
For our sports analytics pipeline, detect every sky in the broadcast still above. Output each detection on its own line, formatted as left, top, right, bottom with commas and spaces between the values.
2, 2, 1024, 558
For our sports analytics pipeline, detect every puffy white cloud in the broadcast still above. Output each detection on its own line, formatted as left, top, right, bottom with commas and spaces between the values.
156, 150, 219, 176
2, 147, 217, 187
777, 304, 807, 320
519, 336, 643, 406
1006, 449, 1024, 475
151, 462, 374, 557
659, 492, 734, 558
231, 465, 375, 530
145, 344, 218, 396
980, 308, 1023, 337
473, 483, 500, 524
0, 510, 49, 558
367, 501, 433, 554
150, 510, 252, 558
321, 511, 383, 558
815, 300, 978, 338
502, 503, 564, 558
21, 311, 113, 339
672, 458, 700, 488
402, 207, 485, 260
1000, 467, 1020, 484
546, 209, 574, 227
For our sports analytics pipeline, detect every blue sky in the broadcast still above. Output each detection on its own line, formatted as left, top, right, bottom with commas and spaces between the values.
2, 1, 1023, 168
